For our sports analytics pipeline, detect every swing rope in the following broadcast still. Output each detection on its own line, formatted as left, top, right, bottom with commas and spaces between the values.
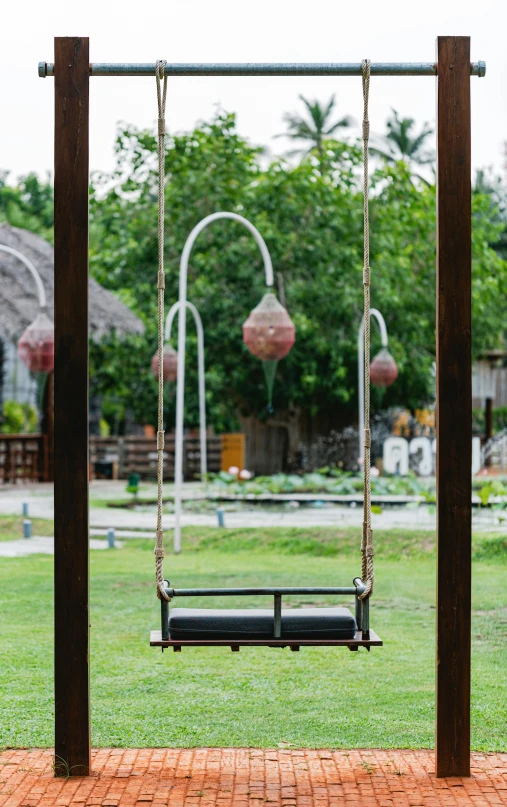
154, 60, 170, 601
152, 59, 374, 606
360, 59, 374, 601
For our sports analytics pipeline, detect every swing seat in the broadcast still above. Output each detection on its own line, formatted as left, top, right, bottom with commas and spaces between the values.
150, 586, 382, 650
167, 606, 357, 640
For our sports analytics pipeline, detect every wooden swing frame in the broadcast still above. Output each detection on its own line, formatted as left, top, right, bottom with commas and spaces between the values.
50, 36, 475, 778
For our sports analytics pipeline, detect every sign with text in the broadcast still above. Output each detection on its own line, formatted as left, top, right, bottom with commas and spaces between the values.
383, 436, 481, 476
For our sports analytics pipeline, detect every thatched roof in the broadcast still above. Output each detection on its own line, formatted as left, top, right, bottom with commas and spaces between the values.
0, 224, 145, 341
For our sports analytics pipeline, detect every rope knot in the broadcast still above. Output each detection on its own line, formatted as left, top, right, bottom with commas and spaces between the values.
363, 265, 370, 285
157, 430, 165, 451
158, 118, 166, 137
362, 121, 370, 140
364, 428, 371, 448
157, 581, 171, 601
358, 578, 373, 600
157, 271, 165, 289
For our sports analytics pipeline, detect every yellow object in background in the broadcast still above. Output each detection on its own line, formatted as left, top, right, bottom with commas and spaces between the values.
221, 433, 246, 473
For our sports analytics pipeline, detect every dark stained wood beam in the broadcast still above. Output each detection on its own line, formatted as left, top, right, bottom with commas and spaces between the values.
54, 36, 90, 777
485, 397, 493, 466
435, 35, 472, 778
41, 371, 54, 480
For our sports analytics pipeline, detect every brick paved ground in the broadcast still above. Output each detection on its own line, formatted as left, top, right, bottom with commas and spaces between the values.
1, 748, 506, 806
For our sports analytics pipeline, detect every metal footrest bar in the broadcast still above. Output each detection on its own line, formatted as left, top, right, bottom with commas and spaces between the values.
150, 629, 382, 650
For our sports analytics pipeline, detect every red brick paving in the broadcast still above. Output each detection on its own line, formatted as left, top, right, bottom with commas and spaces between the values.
0, 748, 506, 806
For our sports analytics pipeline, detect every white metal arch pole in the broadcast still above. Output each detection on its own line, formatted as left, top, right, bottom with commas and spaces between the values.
165, 300, 207, 482
358, 308, 388, 464
0, 244, 47, 309
173, 211, 274, 553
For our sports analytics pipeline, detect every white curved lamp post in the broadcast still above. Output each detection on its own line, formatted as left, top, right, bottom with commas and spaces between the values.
0, 244, 47, 309
0, 244, 54, 374
358, 308, 388, 464
165, 300, 207, 482
173, 212, 274, 553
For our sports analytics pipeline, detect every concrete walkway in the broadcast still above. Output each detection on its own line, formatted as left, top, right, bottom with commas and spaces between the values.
0, 497, 438, 532
1, 748, 506, 806
0, 480, 438, 532
0, 480, 504, 533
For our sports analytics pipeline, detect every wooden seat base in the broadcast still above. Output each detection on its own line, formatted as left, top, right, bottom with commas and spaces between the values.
150, 629, 382, 651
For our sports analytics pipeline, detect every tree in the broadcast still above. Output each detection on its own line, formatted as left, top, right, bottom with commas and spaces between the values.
2, 113, 505, 436
370, 109, 434, 181
277, 95, 353, 161
474, 169, 507, 263
0, 172, 54, 242
88, 112, 507, 433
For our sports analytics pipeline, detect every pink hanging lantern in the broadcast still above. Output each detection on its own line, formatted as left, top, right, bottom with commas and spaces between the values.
370, 348, 398, 388
151, 343, 178, 382
242, 292, 296, 361
18, 311, 54, 373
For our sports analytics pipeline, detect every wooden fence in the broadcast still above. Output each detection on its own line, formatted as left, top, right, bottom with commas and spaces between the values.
473, 367, 507, 409
0, 434, 48, 484
90, 435, 222, 480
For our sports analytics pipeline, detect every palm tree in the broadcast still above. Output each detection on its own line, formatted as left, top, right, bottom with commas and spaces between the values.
277, 95, 353, 161
371, 109, 434, 175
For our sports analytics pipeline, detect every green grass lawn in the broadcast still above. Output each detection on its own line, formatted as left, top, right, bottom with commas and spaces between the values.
0, 519, 505, 751
0, 514, 54, 541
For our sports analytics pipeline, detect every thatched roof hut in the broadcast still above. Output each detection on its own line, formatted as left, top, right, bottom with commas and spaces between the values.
0, 224, 144, 340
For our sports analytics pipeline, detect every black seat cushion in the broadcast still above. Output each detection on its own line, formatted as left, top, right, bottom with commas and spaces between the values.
168, 607, 357, 640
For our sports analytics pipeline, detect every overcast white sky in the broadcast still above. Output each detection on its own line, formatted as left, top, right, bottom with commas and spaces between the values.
0, 0, 505, 182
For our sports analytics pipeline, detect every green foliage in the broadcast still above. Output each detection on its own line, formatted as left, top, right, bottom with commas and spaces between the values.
0, 171, 53, 241
1, 400, 38, 433
3, 112, 507, 434
475, 478, 507, 507
86, 113, 507, 431
89, 332, 158, 428
470, 405, 507, 435
472, 533, 507, 561
474, 169, 507, 262
208, 468, 431, 497
494, 407, 507, 433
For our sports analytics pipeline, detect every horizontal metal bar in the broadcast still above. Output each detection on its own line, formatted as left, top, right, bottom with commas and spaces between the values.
164, 585, 364, 598
38, 61, 486, 78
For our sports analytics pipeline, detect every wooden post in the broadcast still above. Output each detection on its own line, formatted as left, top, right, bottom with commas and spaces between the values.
435, 36, 472, 778
485, 397, 493, 466
41, 371, 54, 481
54, 36, 90, 777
